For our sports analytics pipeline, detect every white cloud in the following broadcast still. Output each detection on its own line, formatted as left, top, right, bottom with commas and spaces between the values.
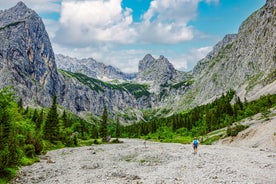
169, 46, 213, 71
55, 0, 136, 46
43, 18, 60, 39
54, 0, 214, 46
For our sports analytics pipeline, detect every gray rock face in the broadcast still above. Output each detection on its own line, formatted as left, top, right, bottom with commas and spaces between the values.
193, 34, 237, 75
136, 54, 189, 93
56, 54, 136, 81
57, 70, 155, 116
173, 0, 276, 110
0, 1, 59, 106
137, 54, 176, 84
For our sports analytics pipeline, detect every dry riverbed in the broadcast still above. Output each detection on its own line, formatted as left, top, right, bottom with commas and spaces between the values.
12, 138, 276, 184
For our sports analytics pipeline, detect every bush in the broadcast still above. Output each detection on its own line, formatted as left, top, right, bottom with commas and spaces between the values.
94, 139, 100, 144
111, 138, 123, 143
227, 124, 249, 137
24, 144, 35, 158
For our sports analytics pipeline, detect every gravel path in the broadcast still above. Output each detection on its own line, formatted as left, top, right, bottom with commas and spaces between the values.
12, 139, 276, 184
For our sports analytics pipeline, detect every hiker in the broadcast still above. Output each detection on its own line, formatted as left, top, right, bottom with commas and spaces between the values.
192, 137, 200, 154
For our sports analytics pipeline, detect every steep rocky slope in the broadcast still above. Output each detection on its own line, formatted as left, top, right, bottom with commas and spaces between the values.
0, 2, 59, 106
172, 0, 276, 111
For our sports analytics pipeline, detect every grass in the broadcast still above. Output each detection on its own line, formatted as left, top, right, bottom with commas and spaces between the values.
202, 135, 222, 145
78, 139, 101, 146
0, 167, 18, 184
20, 156, 40, 166
121, 154, 138, 162
142, 134, 193, 144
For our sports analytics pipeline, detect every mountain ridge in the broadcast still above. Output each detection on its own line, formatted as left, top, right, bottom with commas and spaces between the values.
0, 0, 275, 120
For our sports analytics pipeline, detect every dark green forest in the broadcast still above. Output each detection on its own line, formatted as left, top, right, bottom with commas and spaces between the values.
1, 87, 276, 182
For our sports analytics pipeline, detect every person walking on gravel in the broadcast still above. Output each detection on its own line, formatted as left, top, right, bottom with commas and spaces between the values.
192, 137, 199, 154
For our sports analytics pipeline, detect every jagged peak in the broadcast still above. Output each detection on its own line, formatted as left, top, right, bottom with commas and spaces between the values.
15, 1, 28, 9
0, 1, 35, 27
10, 1, 31, 14
142, 54, 155, 61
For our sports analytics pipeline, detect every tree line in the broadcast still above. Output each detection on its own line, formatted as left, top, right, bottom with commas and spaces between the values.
120, 90, 276, 140
0, 88, 106, 181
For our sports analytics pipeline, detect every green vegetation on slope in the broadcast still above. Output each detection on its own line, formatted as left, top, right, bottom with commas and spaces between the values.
120, 90, 276, 144
0, 87, 103, 182
59, 70, 150, 99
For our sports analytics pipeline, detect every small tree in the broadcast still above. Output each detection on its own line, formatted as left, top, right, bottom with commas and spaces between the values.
36, 109, 44, 130
32, 109, 39, 123
115, 118, 121, 139
61, 110, 68, 128
17, 98, 23, 112
100, 105, 108, 142
44, 96, 59, 143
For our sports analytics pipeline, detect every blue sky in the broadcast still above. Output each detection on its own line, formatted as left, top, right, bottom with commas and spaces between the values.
0, 0, 266, 73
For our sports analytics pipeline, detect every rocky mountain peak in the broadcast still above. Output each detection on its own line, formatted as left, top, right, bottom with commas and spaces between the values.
138, 54, 175, 73
0, 1, 59, 106
0, 1, 32, 27
136, 54, 180, 93
15, 1, 28, 9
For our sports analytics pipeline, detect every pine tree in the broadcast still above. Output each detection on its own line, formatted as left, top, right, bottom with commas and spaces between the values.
0, 90, 12, 148
44, 96, 59, 143
24, 106, 29, 115
91, 124, 98, 139
32, 109, 39, 123
17, 98, 23, 112
37, 109, 44, 130
115, 118, 121, 139
61, 110, 68, 128
100, 105, 108, 142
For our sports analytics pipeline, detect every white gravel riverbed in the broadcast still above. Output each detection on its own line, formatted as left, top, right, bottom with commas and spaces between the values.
12, 138, 276, 184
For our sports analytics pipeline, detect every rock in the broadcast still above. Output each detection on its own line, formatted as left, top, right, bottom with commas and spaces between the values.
46, 159, 55, 164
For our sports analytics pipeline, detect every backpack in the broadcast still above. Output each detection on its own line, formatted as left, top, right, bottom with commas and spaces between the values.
193, 140, 198, 146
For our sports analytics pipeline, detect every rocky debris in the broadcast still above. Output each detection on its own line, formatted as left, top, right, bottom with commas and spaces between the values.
218, 108, 276, 152
12, 139, 276, 184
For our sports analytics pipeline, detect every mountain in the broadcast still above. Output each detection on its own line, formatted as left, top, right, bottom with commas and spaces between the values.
56, 54, 136, 82
0, 1, 154, 118
172, 0, 276, 111
136, 54, 192, 94
0, 1, 59, 107
0, 0, 275, 120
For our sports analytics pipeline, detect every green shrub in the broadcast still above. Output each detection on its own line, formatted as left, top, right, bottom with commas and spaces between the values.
24, 144, 35, 158
111, 138, 123, 143
226, 124, 249, 137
